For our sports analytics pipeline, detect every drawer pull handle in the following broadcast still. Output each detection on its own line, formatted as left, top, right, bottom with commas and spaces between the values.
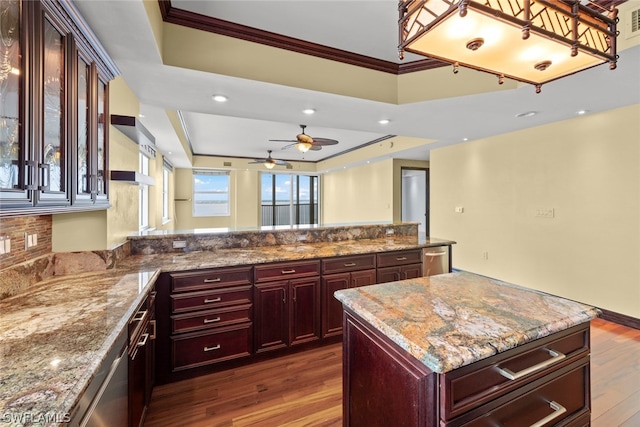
529, 401, 567, 427
343, 262, 357, 267
204, 278, 222, 283
396, 257, 407, 261
204, 297, 222, 304
497, 349, 566, 380
204, 345, 221, 352
150, 320, 157, 340
132, 310, 148, 323
203, 317, 221, 324
136, 333, 149, 348
281, 269, 296, 274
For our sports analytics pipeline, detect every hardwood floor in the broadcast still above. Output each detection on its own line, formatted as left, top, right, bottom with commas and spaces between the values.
144, 318, 640, 427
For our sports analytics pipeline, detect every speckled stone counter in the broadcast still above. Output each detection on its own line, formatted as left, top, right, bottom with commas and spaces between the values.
0, 270, 158, 426
334, 271, 600, 373
0, 235, 453, 426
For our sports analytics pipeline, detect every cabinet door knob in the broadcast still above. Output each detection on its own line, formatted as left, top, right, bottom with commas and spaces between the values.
281, 269, 296, 274
203, 317, 221, 324
204, 297, 222, 304
203, 345, 221, 352
396, 257, 407, 261
343, 263, 357, 267
204, 278, 221, 283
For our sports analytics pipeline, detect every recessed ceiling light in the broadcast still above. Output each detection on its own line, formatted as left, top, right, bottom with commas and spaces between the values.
378, 119, 390, 125
515, 111, 538, 118
462, 138, 469, 141
138, 113, 145, 118
302, 108, 315, 115
576, 109, 590, 115
212, 95, 228, 103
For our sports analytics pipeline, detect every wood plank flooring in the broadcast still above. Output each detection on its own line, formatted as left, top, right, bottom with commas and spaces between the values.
144, 318, 640, 427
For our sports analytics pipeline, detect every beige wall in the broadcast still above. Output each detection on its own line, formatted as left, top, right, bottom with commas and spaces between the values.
321, 158, 394, 224
430, 104, 640, 318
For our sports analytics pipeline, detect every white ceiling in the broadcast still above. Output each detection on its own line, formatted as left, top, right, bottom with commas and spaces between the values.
74, 0, 640, 169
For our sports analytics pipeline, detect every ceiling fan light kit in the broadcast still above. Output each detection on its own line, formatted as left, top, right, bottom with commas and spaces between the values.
398, 0, 619, 93
249, 150, 291, 169
269, 125, 340, 153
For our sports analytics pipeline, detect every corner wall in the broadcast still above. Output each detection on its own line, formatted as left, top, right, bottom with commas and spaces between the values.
430, 104, 640, 318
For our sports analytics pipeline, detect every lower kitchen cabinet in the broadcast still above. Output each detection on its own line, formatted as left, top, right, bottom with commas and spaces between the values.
343, 311, 592, 427
254, 260, 321, 353
322, 270, 376, 338
154, 267, 254, 384
128, 287, 155, 427
376, 249, 423, 283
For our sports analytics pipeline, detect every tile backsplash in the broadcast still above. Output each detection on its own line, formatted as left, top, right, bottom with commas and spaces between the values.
0, 215, 52, 270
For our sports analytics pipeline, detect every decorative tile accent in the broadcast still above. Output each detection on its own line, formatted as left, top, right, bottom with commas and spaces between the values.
0, 215, 52, 270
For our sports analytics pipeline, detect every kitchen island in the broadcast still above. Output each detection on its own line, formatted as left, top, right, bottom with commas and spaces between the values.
335, 271, 600, 427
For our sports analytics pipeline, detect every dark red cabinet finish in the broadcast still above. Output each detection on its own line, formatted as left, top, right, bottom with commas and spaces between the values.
254, 260, 321, 353
376, 249, 423, 283
321, 253, 377, 338
342, 309, 592, 427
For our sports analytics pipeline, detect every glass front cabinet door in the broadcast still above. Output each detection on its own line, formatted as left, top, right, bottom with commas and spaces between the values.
0, 0, 118, 215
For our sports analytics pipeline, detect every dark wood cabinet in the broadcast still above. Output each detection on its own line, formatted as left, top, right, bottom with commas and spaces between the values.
376, 249, 423, 283
254, 260, 321, 353
128, 287, 155, 427
342, 309, 592, 427
321, 254, 376, 338
0, 0, 117, 216
155, 267, 253, 384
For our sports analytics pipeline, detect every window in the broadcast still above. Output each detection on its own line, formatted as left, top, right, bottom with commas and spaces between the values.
139, 153, 150, 230
261, 173, 319, 226
162, 163, 171, 222
193, 170, 230, 217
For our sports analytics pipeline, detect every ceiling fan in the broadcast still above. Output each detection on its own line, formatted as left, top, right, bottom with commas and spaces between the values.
248, 150, 291, 170
270, 124, 339, 153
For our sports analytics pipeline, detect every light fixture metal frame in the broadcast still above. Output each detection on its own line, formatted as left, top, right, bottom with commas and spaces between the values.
398, 0, 619, 92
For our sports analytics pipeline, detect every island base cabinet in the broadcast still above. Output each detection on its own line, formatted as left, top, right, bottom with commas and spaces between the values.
342, 309, 591, 427
343, 311, 438, 427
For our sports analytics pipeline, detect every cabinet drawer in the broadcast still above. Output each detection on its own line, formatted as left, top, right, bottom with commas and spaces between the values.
456, 360, 590, 427
442, 323, 590, 420
171, 323, 252, 371
171, 304, 252, 334
171, 285, 252, 314
254, 260, 320, 283
322, 254, 376, 274
376, 249, 422, 267
170, 267, 252, 292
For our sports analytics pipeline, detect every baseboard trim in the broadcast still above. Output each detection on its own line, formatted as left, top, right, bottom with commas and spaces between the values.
599, 308, 640, 330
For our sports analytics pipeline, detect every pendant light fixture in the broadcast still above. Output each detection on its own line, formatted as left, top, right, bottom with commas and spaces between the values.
398, 0, 619, 93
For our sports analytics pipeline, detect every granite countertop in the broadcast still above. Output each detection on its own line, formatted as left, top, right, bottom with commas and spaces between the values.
334, 271, 600, 373
117, 235, 453, 272
0, 236, 452, 426
0, 270, 158, 426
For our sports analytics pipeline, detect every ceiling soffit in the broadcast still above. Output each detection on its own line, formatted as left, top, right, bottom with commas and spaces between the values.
157, 0, 446, 75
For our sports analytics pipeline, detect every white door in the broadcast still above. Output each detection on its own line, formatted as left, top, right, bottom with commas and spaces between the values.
401, 168, 428, 236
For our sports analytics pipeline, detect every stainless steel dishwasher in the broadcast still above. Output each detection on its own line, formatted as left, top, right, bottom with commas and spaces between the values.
422, 246, 450, 276
69, 329, 129, 427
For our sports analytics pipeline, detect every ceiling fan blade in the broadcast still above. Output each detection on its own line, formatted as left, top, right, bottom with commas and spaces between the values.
248, 159, 268, 164
274, 159, 291, 166
311, 138, 339, 146
280, 143, 297, 150
269, 139, 297, 143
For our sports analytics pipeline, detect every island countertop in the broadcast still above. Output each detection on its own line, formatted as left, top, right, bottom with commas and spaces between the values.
334, 271, 600, 373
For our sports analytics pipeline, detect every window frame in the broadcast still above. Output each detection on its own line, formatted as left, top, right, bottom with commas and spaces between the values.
138, 153, 150, 231
192, 169, 231, 217
260, 172, 319, 227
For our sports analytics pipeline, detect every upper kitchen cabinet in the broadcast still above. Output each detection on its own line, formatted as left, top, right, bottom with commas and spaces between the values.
0, 0, 118, 216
